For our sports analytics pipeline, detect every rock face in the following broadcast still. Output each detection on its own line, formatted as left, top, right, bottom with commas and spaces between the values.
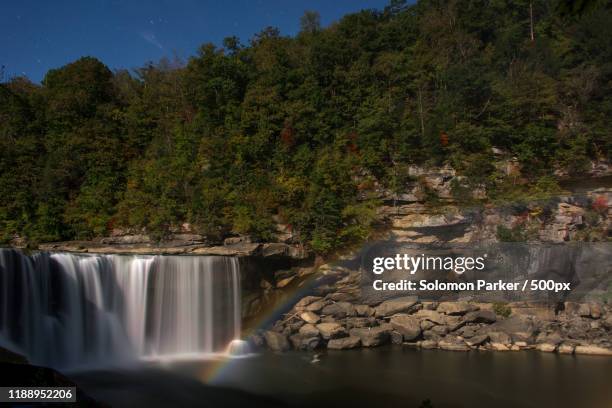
38, 240, 309, 259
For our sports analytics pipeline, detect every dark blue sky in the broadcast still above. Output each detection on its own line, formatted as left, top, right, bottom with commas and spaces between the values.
1, 0, 390, 83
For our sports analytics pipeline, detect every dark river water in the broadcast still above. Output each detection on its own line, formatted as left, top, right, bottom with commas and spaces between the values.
72, 347, 611, 408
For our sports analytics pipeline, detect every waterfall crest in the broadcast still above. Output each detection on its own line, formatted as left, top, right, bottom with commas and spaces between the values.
0, 249, 241, 369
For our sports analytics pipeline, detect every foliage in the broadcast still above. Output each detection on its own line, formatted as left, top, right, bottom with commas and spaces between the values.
1, 2, 610, 253
493, 302, 512, 318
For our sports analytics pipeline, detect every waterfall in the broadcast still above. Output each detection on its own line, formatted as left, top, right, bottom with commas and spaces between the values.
0, 249, 242, 369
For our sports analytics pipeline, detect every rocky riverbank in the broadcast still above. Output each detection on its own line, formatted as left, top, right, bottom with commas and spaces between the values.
252, 269, 612, 356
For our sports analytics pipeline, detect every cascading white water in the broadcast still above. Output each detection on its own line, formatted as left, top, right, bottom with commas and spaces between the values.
0, 249, 242, 369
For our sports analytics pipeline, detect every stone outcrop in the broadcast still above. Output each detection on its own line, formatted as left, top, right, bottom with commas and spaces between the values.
38, 240, 309, 259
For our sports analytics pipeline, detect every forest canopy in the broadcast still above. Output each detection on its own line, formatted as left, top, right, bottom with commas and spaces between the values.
1, 0, 611, 252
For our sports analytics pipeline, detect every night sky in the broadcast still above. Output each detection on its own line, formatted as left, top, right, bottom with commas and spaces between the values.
1, 0, 390, 83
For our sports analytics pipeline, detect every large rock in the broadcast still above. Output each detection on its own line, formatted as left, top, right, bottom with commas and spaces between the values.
321, 302, 356, 318
558, 343, 575, 354
603, 315, 612, 330
349, 326, 391, 347
488, 331, 512, 345
574, 345, 612, 356
488, 315, 537, 343
462, 310, 497, 324
439, 336, 470, 351
305, 299, 329, 312
419, 339, 438, 349
465, 335, 489, 347
299, 324, 320, 338
345, 317, 377, 329
327, 336, 361, 350
316, 323, 347, 340
264, 331, 290, 351
536, 331, 563, 346
300, 312, 321, 324
374, 296, 418, 317
295, 296, 322, 310
289, 334, 321, 350
413, 309, 445, 325
390, 331, 404, 344
390, 314, 422, 341
536, 343, 557, 352
354, 304, 375, 317
437, 302, 478, 316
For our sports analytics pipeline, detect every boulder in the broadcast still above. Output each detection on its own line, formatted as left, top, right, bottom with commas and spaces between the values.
276, 276, 296, 288
439, 337, 470, 351
574, 345, 612, 356
316, 323, 347, 340
300, 311, 321, 324
345, 317, 377, 329
264, 331, 290, 352
327, 336, 361, 350
419, 340, 438, 349
354, 304, 375, 317
390, 331, 404, 345
305, 299, 329, 312
462, 310, 497, 324
295, 296, 322, 310
321, 302, 356, 318
588, 303, 602, 319
349, 326, 391, 347
558, 343, 575, 354
536, 331, 563, 346
288, 321, 304, 333
488, 316, 537, 343
536, 343, 557, 353
465, 335, 489, 347
490, 342, 510, 351
249, 334, 265, 348
390, 314, 422, 341
326, 292, 356, 302
374, 296, 418, 317
430, 325, 449, 336
456, 325, 479, 339
437, 302, 478, 316
488, 331, 512, 345
603, 315, 612, 330
289, 334, 320, 351
420, 320, 435, 331
299, 324, 320, 338
423, 330, 441, 341
413, 309, 446, 325
577, 303, 592, 318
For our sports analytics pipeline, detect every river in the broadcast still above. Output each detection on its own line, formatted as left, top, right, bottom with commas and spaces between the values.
72, 346, 611, 408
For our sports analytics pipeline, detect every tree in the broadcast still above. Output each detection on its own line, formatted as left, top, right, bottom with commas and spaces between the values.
300, 10, 321, 34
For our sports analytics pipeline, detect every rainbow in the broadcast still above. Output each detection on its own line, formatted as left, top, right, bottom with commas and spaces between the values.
200, 271, 323, 383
